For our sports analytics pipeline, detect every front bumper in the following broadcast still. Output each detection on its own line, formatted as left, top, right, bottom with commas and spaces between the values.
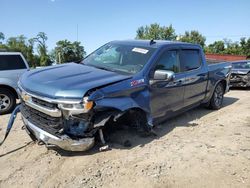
230, 74, 250, 87
22, 117, 95, 151
230, 81, 250, 87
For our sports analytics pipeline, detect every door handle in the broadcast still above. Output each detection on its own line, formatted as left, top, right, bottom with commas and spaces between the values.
173, 80, 183, 85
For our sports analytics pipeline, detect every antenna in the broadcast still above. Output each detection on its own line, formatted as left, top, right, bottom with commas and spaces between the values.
77, 24, 78, 42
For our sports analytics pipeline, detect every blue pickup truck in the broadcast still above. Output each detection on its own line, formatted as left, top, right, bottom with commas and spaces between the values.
13, 40, 231, 151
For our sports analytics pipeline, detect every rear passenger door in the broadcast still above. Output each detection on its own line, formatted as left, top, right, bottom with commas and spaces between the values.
0, 55, 28, 87
180, 49, 208, 107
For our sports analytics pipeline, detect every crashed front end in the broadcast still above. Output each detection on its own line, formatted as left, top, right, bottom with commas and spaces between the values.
17, 84, 107, 151
230, 73, 250, 87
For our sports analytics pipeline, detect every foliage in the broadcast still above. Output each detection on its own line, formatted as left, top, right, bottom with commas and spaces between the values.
205, 41, 225, 54
178, 30, 206, 48
205, 38, 250, 57
53, 40, 86, 63
2, 35, 36, 67
33, 32, 50, 66
0, 26, 249, 68
136, 23, 177, 40
240, 37, 250, 57
0, 31, 86, 67
0, 32, 4, 43
136, 24, 250, 57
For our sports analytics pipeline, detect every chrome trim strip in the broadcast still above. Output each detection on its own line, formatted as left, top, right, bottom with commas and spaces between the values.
22, 117, 95, 151
25, 99, 62, 117
17, 82, 82, 104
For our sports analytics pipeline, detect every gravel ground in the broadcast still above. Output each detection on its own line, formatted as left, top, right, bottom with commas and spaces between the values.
0, 89, 250, 188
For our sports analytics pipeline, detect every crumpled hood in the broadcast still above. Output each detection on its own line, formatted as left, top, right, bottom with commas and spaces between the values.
20, 63, 130, 99
231, 68, 250, 75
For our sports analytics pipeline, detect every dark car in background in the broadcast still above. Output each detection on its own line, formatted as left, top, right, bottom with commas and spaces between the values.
230, 60, 250, 88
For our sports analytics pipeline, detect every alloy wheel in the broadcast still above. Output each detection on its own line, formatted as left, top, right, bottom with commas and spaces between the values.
214, 85, 223, 107
0, 94, 11, 111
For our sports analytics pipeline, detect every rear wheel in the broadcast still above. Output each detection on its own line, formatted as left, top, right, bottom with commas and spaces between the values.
0, 89, 16, 115
209, 83, 224, 110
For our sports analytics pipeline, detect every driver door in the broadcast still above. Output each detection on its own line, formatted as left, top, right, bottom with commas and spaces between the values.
149, 49, 185, 120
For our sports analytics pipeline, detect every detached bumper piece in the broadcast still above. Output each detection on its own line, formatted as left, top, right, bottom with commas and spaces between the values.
23, 117, 95, 151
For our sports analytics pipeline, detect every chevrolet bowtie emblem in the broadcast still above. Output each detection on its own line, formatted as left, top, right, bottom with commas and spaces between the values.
21, 93, 31, 102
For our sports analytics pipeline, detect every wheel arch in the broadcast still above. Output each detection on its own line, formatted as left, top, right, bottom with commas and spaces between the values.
0, 84, 19, 99
219, 79, 227, 93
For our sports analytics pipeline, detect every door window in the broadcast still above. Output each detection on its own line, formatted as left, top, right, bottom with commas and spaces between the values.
180, 50, 201, 71
155, 50, 180, 73
0, 55, 26, 70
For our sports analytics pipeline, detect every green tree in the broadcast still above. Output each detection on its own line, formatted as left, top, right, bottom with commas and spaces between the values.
178, 30, 206, 48
0, 32, 8, 50
0, 32, 4, 43
7, 35, 26, 51
206, 41, 225, 54
33, 32, 50, 66
136, 23, 177, 40
240, 37, 250, 57
53, 40, 86, 63
224, 42, 242, 55
5, 35, 36, 67
219, 38, 243, 55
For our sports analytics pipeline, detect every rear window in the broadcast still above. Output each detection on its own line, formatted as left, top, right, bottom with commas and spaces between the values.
0, 55, 26, 70
180, 50, 201, 71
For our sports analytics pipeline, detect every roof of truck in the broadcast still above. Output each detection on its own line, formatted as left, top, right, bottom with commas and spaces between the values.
111, 39, 200, 48
0, 52, 24, 55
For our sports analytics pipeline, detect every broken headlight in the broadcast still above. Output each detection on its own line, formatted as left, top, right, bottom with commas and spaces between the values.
58, 97, 94, 114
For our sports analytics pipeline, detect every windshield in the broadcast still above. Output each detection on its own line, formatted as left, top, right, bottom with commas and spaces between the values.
232, 61, 250, 69
82, 43, 156, 74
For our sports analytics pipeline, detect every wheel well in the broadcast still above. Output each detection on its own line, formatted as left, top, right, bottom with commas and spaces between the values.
114, 107, 147, 124
219, 80, 227, 93
127, 107, 147, 118
0, 85, 18, 99
128, 107, 147, 114
126, 107, 148, 123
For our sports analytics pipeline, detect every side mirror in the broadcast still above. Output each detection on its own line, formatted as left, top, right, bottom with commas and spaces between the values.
153, 70, 175, 82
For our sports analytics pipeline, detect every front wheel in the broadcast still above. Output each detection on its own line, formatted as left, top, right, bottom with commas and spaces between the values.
209, 83, 224, 110
0, 89, 16, 115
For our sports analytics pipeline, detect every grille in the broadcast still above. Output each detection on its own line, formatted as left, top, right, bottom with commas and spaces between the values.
20, 103, 63, 136
31, 97, 57, 109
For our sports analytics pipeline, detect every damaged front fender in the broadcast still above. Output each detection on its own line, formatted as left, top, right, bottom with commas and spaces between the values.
88, 77, 153, 127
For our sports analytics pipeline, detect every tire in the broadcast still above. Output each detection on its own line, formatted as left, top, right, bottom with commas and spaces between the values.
0, 88, 16, 115
209, 82, 224, 110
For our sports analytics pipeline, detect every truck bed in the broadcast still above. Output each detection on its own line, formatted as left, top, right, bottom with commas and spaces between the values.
208, 62, 232, 72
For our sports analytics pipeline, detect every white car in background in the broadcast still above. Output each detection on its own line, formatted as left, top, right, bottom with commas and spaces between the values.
0, 52, 29, 114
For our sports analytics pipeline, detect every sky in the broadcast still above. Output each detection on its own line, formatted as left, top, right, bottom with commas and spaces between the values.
1, 0, 250, 54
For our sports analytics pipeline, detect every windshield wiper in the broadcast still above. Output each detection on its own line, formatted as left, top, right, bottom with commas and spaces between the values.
84, 64, 132, 75
92, 65, 117, 72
